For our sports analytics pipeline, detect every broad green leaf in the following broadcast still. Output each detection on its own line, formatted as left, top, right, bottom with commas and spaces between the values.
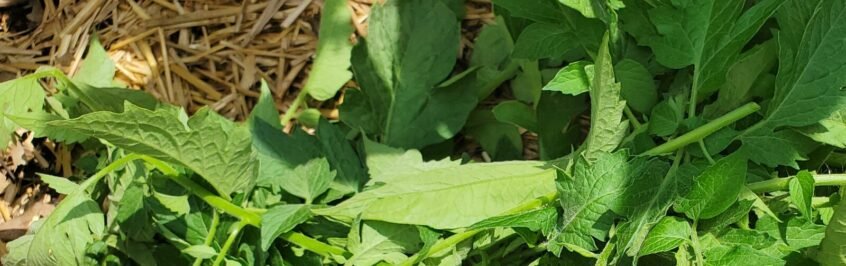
340, 0, 476, 149
74, 36, 117, 88
536, 92, 586, 160
559, 0, 599, 18
675, 153, 747, 220
739, 130, 817, 168
493, 0, 570, 24
116, 181, 155, 241
703, 40, 777, 118
741, 0, 846, 167
699, 199, 754, 232
501, 0, 604, 59
612, 158, 683, 259
67, 83, 159, 114
623, 0, 782, 99
639, 216, 691, 256
316, 118, 367, 194
819, 201, 846, 265
302, 0, 354, 101
790, 171, 815, 221
511, 61, 543, 104
583, 34, 628, 161
542, 61, 592, 96
648, 97, 683, 137
0, 74, 46, 149
465, 109, 524, 161
615, 59, 657, 114
347, 220, 420, 266
362, 139, 459, 184
551, 151, 643, 252
316, 161, 556, 229
759, 216, 825, 250
48, 103, 257, 196
703, 244, 783, 266
260, 204, 311, 250
470, 16, 517, 100
493, 100, 538, 132
279, 158, 335, 204
470, 207, 557, 235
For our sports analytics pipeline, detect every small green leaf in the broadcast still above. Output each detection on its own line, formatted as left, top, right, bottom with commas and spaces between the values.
260, 204, 311, 250
302, 0, 354, 101
182, 245, 217, 259
615, 59, 657, 114
470, 207, 557, 235
639, 216, 691, 256
675, 153, 747, 220
38, 174, 79, 195
492, 100, 538, 132
465, 109, 524, 161
648, 98, 683, 137
789, 171, 815, 221
74, 36, 117, 88
280, 158, 336, 204
362, 139, 459, 184
0, 74, 46, 149
583, 33, 628, 160
542, 61, 592, 96
819, 201, 846, 265
346, 220, 421, 266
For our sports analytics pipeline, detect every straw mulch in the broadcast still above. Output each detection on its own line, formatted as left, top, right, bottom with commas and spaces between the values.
0, 0, 494, 253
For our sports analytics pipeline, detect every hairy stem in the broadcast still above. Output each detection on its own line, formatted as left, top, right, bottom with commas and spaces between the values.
213, 221, 247, 266
282, 232, 350, 258
747, 174, 846, 193
642, 102, 760, 156
689, 221, 705, 266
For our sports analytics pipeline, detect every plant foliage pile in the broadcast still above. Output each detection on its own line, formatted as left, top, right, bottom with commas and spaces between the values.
3, 0, 846, 265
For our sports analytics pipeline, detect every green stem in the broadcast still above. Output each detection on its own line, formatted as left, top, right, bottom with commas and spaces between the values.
165, 174, 262, 227
689, 221, 705, 266
747, 174, 846, 193
82, 154, 143, 190
399, 192, 558, 266
624, 106, 642, 130
193, 211, 221, 266
213, 221, 247, 266
281, 89, 310, 126
281, 232, 349, 257
641, 102, 760, 156
698, 140, 715, 164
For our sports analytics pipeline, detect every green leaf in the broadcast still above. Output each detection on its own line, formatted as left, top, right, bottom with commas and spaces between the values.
470, 207, 557, 235
551, 151, 643, 252
492, 100, 538, 132
739, 130, 817, 168
559, 0, 599, 18
583, 33, 628, 160
820, 201, 846, 265
68, 83, 159, 114
465, 109, 524, 161
703, 40, 777, 118
74, 36, 117, 88
800, 110, 846, 148
346, 220, 421, 266
316, 118, 367, 194
639, 216, 691, 256
48, 103, 257, 197
280, 158, 336, 204
542, 61, 592, 96
536, 92, 586, 160
362, 139, 459, 184
260, 204, 311, 250
249, 83, 322, 190
183, 245, 217, 259
316, 161, 556, 229
758, 216, 825, 250
790, 171, 815, 221
703, 244, 783, 266
0, 74, 46, 149
624, 0, 783, 99
302, 0, 354, 101
38, 174, 79, 194
674, 153, 747, 220
340, 0, 476, 149
648, 97, 683, 137
9, 187, 105, 265
615, 59, 657, 114
699, 199, 754, 232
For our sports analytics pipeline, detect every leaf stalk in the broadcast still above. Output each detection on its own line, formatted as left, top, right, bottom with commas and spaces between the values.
642, 102, 760, 156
